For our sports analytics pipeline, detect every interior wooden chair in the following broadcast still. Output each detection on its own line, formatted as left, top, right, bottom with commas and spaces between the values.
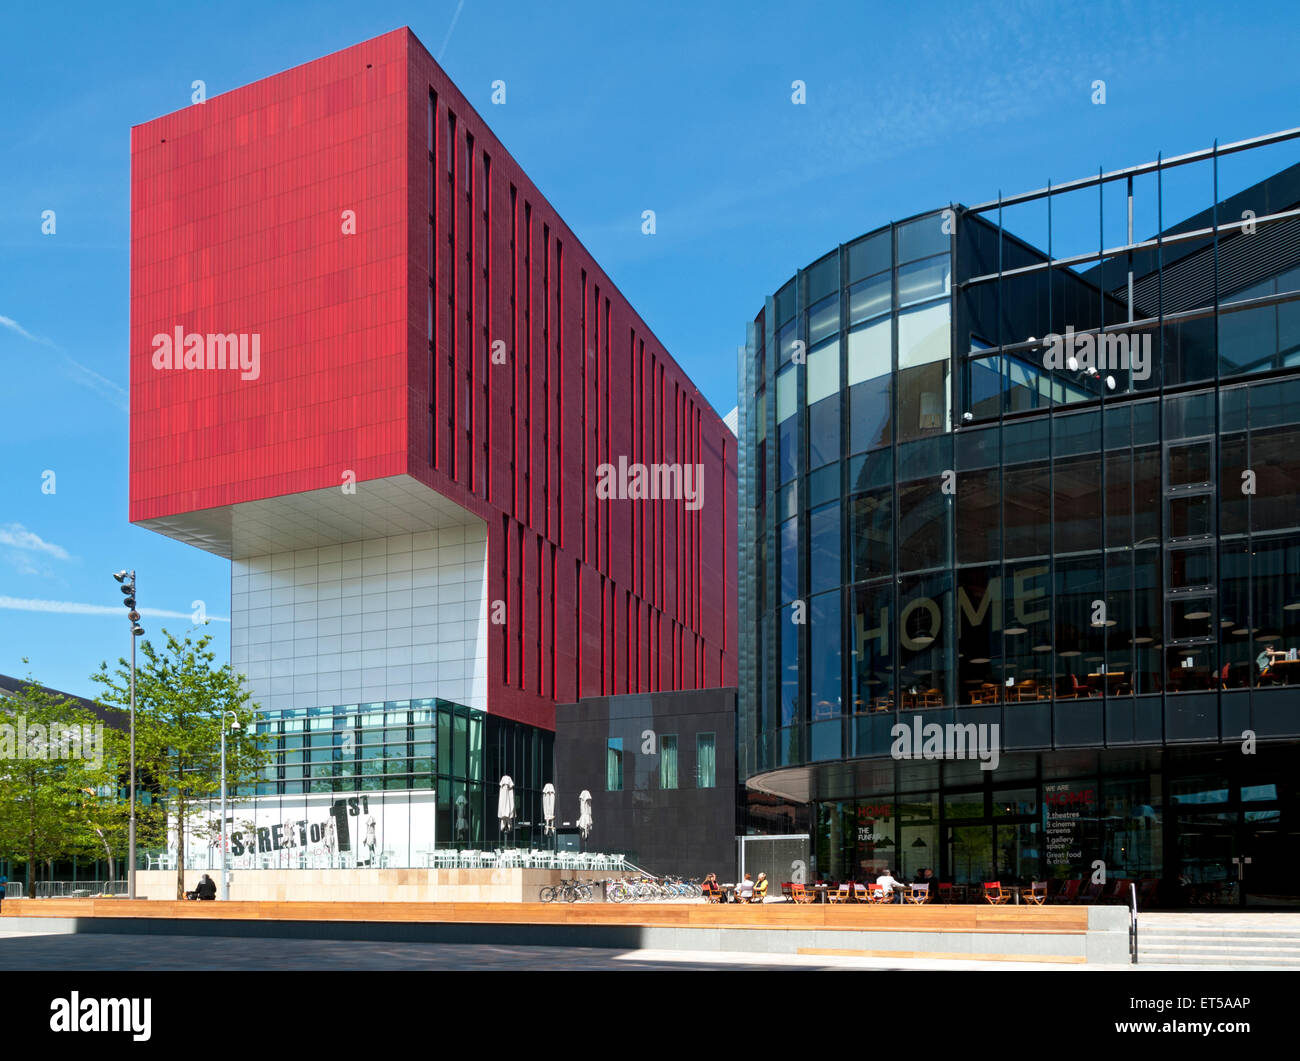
828, 882, 850, 904
905, 882, 931, 904
780, 881, 793, 902
868, 883, 891, 904
1050, 879, 1082, 904
982, 881, 1010, 905
1021, 881, 1047, 905
792, 882, 815, 904
1077, 879, 1105, 904
937, 881, 955, 904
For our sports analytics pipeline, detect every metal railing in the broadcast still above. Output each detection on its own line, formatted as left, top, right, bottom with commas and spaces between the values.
30, 880, 129, 898
1130, 881, 1139, 964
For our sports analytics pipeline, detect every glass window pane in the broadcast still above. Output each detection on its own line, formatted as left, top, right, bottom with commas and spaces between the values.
956, 467, 1000, 564
606, 738, 623, 791
958, 565, 1002, 703
660, 735, 678, 790
848, 272, 891, 323
806, 338, 840, 405
898, 572, 952, 707
778, 319, 797, 364
780, 517, 798, 603
851, 487, 892, 581
851, 580, 893, 712
898, 301, 950, 370
696, 734, 716, 788
807, 254, 839, 304
847, 318, 891, 384
898, 360, 949, 442
849, 377, 891, 453
897, 214, 948, 263
808, 293, 840, 347
809, 502, 840, 596
808, 395, 840, 470
810, 590, 841, 722
776, 363, 797, 422
848, 231, 890, 281
897, 253, 951, 307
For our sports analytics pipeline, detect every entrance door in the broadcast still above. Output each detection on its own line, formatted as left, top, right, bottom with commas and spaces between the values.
1240, 808, 1300, 907
1175, 811, 1237, 905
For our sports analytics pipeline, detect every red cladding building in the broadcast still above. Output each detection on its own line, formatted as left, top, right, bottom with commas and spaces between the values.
129, 27, 737, 737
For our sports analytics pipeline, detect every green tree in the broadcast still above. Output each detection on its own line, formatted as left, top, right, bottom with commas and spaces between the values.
92, 628, 272, 899
0, 676, 117, 897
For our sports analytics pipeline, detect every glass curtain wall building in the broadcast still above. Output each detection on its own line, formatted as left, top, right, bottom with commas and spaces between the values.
737, 129, 1300, 906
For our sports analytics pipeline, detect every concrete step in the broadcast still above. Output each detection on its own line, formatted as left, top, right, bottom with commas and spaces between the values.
1137, 951, 1300, 967
1141, 930, 1300, 943
1144, 930, 1300, 946
1138, 941, 1300, 956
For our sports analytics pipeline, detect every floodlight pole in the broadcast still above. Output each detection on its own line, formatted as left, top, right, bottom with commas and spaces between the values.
128, 572, 137, 901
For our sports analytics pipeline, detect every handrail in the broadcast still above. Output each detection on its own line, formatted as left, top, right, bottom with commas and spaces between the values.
1129, 881, 1139, 965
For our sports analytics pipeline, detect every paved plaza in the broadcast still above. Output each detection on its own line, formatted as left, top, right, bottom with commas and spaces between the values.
1, 927, 1281, 971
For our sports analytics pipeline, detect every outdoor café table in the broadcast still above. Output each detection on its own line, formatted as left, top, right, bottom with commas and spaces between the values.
812, 883, 829, 903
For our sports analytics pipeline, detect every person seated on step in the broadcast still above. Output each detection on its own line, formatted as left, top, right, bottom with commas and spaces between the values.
736, 872, 755, 902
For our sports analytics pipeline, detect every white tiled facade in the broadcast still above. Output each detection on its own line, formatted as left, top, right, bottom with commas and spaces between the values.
231, 525, 489, 712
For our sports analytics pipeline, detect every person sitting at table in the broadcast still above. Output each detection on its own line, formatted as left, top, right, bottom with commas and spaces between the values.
736, 873, 755, 902
1257, 647, 1285, 682
751, 872, 769, 904
876, 867, 907, 903
701, 873, 720, 901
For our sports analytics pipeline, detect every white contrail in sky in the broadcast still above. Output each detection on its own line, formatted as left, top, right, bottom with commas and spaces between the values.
437, 0, 466, 61
0, 596, 229, 622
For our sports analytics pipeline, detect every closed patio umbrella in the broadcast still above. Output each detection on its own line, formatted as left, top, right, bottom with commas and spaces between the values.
578, 790, 593, 839
542, 782, 556, 835
498, 775, 515, 836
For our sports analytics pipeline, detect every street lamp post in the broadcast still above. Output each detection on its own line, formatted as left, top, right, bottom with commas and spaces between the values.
220, 710, 240, 901
113, 571, 144, 900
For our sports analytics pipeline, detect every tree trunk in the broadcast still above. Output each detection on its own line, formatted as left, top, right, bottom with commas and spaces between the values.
175, 802, 186, 899
27, 847, 35, 899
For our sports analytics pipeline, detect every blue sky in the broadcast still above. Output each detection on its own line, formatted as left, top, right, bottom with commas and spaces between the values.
2, 0, 1299, 699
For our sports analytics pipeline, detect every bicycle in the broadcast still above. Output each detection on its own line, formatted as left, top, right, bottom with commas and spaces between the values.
539, 878, 593, 903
